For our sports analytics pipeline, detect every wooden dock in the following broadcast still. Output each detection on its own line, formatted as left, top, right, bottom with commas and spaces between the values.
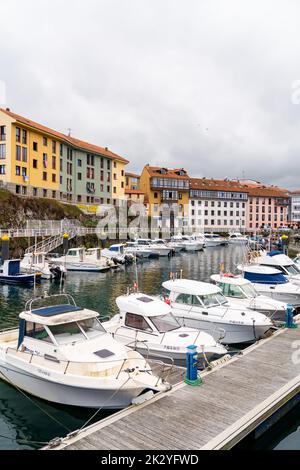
44, 322, 300, 450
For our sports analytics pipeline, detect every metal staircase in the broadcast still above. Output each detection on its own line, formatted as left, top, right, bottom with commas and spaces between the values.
25, 230, 78, 255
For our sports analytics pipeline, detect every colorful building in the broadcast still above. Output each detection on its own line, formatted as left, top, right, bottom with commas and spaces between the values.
189, 178, 248, 232
139, 165, 190, 227
241, 180, 290, 230
125, 172, 140, 190
0, 108, 128, 205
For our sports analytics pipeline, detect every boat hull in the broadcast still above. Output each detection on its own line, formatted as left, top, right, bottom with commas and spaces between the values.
0, 361, 147, 409
173, 315, 271, 345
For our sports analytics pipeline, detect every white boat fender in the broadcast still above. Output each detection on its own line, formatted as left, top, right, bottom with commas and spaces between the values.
132, 390, 154, 406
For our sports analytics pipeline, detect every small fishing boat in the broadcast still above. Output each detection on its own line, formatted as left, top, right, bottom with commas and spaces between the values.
203, 233, 226, 247
210, 274, 287, 321
135, 239, 172, 257
103, 292, 227, 368
100, 244, 134, 265
49, 248, 112, 273
21, 252, 66, 280
162, 279, 273, 344
0, 260, 40, 285
0, 294, 168, 409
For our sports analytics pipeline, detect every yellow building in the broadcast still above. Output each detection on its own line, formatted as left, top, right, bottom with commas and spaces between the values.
139, 165, 190, 223
0, 108, 128, 203
0, 108, 60, 198
125, 172, 140, 190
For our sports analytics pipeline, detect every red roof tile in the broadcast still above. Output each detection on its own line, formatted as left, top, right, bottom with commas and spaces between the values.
0, 108, 128, 163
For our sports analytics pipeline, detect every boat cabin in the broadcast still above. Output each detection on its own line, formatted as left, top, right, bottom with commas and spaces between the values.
162, 279, 228, 308
257, 253, 300, 277
116, 294, 181, 334
17, 295, 106, 357
66, 248, 86, 260
210, 274, 259, 299
86, 247, 102, 260
1, 259, 22, 276
107, 244, 126, 255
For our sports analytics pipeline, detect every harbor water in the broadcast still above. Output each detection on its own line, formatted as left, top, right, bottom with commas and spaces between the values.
0, 245, 298, 450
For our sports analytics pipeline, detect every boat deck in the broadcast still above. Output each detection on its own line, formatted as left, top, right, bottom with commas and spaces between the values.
44, 322, 300, 450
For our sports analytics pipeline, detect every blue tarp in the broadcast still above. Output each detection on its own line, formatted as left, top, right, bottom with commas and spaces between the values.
7, 260, 20, 276
267, 250, 284, 257
244, 271, 288, 285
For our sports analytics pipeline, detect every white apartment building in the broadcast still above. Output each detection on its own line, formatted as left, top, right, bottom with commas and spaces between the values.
289, 190, 300, 227
189, 178, 248, 232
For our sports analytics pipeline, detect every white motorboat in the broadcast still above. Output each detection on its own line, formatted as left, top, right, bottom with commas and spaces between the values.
125, 242, 153, 259
135, 239, 172, 257
94, 245, 134, 265
151, 239, 178, 254
49, 248, 112, 272
180, 236, 204, 252
0, 294, 167, 409
253, 252, 300, 287
103, 292, 227, 368
228, 232, 249, 245
162, 279, 273, 345
238, 264, 300, 309
210, 274, 287, 321
203, 234, 227, 247
21, 252, 66, 280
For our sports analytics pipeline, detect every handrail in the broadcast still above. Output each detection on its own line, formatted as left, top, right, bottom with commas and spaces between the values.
24, 293, 77, 313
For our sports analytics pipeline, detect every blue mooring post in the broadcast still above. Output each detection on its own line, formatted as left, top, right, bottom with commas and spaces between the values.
185, 345, 202, 386
285, 304, 297, 329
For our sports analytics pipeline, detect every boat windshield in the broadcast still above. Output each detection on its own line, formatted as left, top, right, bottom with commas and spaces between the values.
199, 293, 228, 307
284, 264, 300, 275
49, 317, 105, 344
151, 313, 180, 332
241, 283, 258, 298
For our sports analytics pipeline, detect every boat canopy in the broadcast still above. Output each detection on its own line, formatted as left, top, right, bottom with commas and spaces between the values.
162, 279, 221, 295
3, 260, 21, 276
241, 266, 288, 285
19, 306, 100, 325
258, 253, 294, 267
116, 294, 171, 317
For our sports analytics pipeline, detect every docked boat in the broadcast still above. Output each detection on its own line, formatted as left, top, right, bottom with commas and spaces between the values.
162, 279, 273, 345
253, 252, 300, 286
125, 242, 154, 259
0, 260, 40, 285
238, 264, 300, 308
0, 294, 168, 409
21, 252, 66, 280
134, 239, 172, 257
176, 235, 204, 252
203, 233, 228, 247
210, 274, 287, 321
228, 232, 249, 245
90, 245, 134, 266
103, 292, 227, 368
49, 248, 112, 272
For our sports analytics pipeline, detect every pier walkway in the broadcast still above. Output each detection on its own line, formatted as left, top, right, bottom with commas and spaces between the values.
44, 322, 300, 450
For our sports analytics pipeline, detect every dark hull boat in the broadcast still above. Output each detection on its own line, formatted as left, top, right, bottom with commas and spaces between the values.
0, 260, 41, 286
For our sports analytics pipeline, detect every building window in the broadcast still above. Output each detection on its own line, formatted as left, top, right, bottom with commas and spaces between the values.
43, 189, 47, 197
77, 159, 82, 167
0, 164, 5, 174
107, 160, 110, 170
15, 165, 21, 176
16, 185, 21, 194
52, 190, 56, 199
0, 126, 6, 141
121, 182, 124, 188
52, 141, 56, 153
78, 172, 82, 180
43, 172, 47, 181
113, 187, 116, 194
52, 174, 56, 183
16, 127, 21, 142
43, 153, 48, 168
22, 186, 27, 195
33, 142, 38, 151
52, 156, 56, 170
33, 188, 38, 196
0, 144, 6, 159
59, 143, 63, 156
60, 175, 63, 185
22, 167, 27, 177
43, 137, 48, 146
121, 170, 124, 176
16, 145, 21, 161
22, 147, 27, 162
154, 192, 158, 199
114, 173, 117, 180
114, 161, 117, 168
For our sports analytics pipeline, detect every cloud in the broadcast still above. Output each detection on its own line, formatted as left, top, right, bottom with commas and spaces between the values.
1, 0, 300, 188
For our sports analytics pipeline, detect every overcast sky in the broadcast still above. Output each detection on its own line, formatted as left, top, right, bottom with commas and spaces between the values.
1, 0, 300, 188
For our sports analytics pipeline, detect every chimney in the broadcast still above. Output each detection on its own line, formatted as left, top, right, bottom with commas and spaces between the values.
6, 108, 10, 112
105, 147, 108, 151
